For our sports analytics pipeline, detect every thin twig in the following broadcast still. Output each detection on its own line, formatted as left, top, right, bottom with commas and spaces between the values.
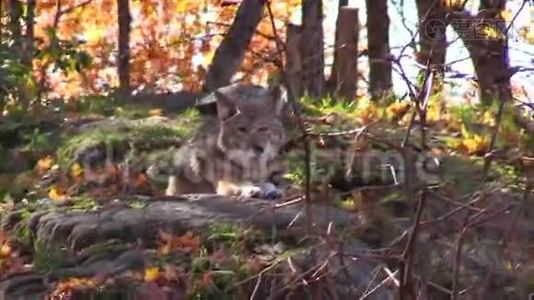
451, 214, 470, 300
398, 188, 427, 300
265, 0, 315, 242
483, 99, 506, 177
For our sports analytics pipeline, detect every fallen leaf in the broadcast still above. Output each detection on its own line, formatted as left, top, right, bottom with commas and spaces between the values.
48, 186, 68, 202
144, 267, 160, 282
70, 163, 84, 178
0, 243, 11, 257
36, 156, 54, 173
461, 135, 489, 155
149, 108, 162, 116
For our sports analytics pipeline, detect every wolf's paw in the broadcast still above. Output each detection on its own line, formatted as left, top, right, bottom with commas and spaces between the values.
260, 182, 283, 200
237, 184, 264, 199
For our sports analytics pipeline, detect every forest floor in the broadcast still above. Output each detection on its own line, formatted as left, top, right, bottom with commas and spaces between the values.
0, 95, 533, 299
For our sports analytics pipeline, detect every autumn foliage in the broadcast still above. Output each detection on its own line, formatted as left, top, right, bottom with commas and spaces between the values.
30, 0, 299, 99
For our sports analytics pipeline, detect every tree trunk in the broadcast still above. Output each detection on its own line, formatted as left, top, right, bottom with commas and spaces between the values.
117, 0, 131, 98
301, 0, 325, 99
366, 0, 392, 101
331, 7, 359, 101
22, 0, 36, 67
450, 2, 511, 105
326, 0, 349, 93
202, 0, 265, 92
8, 0, 22, 53
285, 24, 304, 99
0, 1, 3, 39
416, 0, 447, 92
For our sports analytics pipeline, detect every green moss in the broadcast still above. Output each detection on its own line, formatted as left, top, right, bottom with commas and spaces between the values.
33, 240, 69, 272
71, 194, 100, 210
440, 155, 484, 195
10, 208, 35, 248
56, 121, 193, 168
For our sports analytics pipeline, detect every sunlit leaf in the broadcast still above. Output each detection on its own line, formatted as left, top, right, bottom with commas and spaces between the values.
149, 108, 162, 116
48, 186, 68, 203
144, 267, 160, 282
71, 163, 84, 178
36, 156, 54, 172
461, 135, 489, 155
0, 243, 11, 257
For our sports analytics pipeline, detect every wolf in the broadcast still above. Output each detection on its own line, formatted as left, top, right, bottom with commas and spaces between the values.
147, 84, 287, 199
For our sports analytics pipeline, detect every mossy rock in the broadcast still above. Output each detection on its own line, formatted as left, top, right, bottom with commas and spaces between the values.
56, 113, 200, 169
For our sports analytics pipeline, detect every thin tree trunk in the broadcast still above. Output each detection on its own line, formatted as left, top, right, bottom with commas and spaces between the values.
301, 0, 325, 99
331, 7, 358, 101
203, 0, 265, 92
23, 0, 36, 67
285, 24, 304, 99
366, 0, 392, 101
0, 1, 3, 39
416, 0, 447, 92
8, 0, 22, 53
326, 0, 349, 93
117, 0, 131, 98
451, 0, 511, 105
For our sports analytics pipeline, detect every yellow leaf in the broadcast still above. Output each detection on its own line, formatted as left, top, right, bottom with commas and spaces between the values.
144, 267, 160, 282
71, 163, 83, 178
461, 135, 489, 155
358, 102, 379, 124
149, 108, 162, 116
460, 124, 471, 138
500, 10, 513, 22
481, 110, 495, 126
0, 243, 11, 257
386, 102, 410, 120
36, 156, 54, 172
48, 186, 67, 202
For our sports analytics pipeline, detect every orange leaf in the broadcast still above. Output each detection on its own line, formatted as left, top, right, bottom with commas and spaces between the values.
461, 135, 489, 155
144, 267, 160, 282
0, 243, 11, 257
134, 174, 150, 189
48, 186, 68, 203
36, 156, 54, 173
70, 163, 84, 178
149, 109, 162, 116
157, 231, 200, 254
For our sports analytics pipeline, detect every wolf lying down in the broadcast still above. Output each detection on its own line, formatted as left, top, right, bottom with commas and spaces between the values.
147, 84, 287, 199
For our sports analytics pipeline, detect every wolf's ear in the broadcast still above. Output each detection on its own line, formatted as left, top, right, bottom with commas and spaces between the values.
215, 91, 239, 121
267, 86, 285, 116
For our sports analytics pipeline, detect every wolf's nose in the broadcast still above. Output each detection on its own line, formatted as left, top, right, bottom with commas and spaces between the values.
253, 145, 264, 155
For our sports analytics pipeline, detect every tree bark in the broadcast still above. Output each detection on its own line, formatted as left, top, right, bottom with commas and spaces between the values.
450, 2, 511, 105
0, 1, 3, 40
8, 0, 22, 53
366, 0, 392, 101
117, 0, 131, 98
285, 24, 304, 99
22, 0, 36, 67
202, 0, 265, 92
331, 7, 358, 101
301, 0, 325, 99
326, 0, 349, 93
416, 0, 447, 91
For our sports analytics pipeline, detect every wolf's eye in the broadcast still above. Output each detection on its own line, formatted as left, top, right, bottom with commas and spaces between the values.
238, 126, 247, 133
258, 126, 268, 132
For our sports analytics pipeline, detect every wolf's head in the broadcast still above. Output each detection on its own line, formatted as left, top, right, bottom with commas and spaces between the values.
215, 86, 286, 166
